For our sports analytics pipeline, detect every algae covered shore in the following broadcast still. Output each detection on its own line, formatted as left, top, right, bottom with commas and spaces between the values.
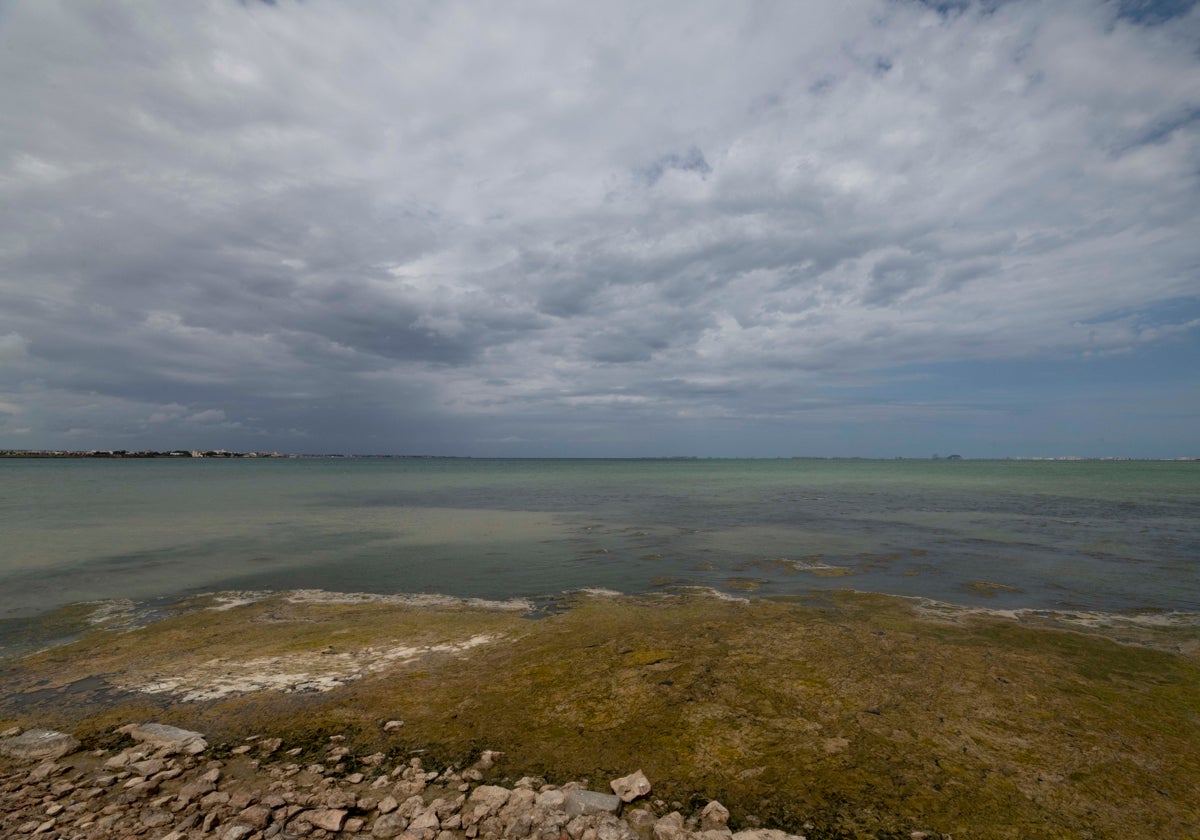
2, 590, 1199, 839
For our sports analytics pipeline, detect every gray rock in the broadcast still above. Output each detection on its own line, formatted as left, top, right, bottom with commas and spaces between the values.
610, 770, 651, 803
0, 729, 81, 761
372, 811, 410, 838
122, 723, 208, 755
563, 789, 622, 818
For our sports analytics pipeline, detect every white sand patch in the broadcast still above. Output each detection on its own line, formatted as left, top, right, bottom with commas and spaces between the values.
126, 633, 498, 702
673, 586, 750, 604
283, 589, 533, 612
575, 587, 624, 598
910, 596, 1200, 632
207, 592, 274, 611
85, 600, 135, 625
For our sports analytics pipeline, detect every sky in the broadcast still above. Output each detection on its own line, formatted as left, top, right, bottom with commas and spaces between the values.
1, 0, 1198, 458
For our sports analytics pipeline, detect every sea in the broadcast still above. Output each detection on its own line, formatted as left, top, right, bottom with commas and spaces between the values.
1, 457, 1197, 657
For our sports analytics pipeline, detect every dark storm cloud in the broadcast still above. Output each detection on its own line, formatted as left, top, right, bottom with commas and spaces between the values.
1, 0, 1198, 456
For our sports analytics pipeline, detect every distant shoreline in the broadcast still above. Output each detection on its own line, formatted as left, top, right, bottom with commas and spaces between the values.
2, 450, 1197, 461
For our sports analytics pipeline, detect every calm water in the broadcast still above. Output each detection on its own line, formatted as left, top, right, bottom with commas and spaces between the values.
1, 457, 1197, 652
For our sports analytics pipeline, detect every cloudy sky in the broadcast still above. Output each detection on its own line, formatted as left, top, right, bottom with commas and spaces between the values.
1, 0, 1198, 457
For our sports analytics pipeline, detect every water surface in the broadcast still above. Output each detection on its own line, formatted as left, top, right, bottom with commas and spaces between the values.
1, 457, 1197, 654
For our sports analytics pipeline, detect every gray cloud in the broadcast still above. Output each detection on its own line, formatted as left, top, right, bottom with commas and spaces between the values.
1, 0, 1198, 456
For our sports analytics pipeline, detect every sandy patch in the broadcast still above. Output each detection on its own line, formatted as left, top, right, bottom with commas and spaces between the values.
125, 633, 497, 702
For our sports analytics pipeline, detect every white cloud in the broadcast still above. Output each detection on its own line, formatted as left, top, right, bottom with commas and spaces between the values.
0, 0, 1196, 454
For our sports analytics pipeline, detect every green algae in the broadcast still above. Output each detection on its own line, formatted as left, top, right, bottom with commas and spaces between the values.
2, 591, 1199, 839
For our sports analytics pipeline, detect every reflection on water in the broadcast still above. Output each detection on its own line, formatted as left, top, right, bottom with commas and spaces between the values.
1, 457, 1197, 652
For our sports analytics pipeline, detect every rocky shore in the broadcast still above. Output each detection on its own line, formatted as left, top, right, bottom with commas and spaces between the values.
4, 590, 1199, 838
0, 723, 835, 840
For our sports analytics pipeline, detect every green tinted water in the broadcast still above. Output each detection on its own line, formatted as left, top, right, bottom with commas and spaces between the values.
1, 458, 1197, 647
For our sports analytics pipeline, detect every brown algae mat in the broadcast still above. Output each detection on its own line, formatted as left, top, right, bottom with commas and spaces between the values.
2, 590, 1199, 839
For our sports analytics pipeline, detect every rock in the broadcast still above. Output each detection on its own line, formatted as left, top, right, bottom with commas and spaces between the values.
384, 720, 405, 731
625, 808, 658, 837
28, 761, 65, 782
372, 811, 410, 838
378, 795, 400, 813
462, 784, 511, 826
610, 770, 652, 803
536, 789, 566, 810
700, 802, 730, 832
732, 831, 807, 840
305, 807, 348, 831
222, 826, 255, 840
474, 750, 503, 770
122, 723, 208, 755
141, 809, 173, 828
0, 729, 81, 761
653, 812, 687, 840
239, 803, 273, 828
131, 757, 166, 776
178, 775, 217, 803
410, 807, 441, 838
564, 789, 622, 817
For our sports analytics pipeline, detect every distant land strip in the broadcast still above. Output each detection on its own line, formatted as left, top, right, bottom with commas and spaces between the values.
1, 450, 1197, 461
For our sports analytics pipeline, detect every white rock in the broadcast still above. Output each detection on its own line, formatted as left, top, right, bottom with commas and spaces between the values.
610, 769, 652, 803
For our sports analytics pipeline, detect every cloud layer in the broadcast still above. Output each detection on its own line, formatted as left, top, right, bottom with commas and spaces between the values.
2, 0, 1198, 456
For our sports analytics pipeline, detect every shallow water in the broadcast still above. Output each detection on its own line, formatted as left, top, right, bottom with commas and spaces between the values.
1, 457, 1197, 654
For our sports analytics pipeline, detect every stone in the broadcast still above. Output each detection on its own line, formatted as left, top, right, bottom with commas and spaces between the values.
653, 812, 687, 840
178, 776, 217, 803
131, 757, 166, 776
239, 803, 273, 828
475, 750, 503, 770
610, 770, 651, 803
410, 808, 441, 832
372, 811, 410, 838
223, 826, 255, 840
625, 808, 657, 837
0, 729, 81, 761
28, 761, 65, 783
536, 789, 566, 810
384, 720, 405, 731
564, 789, 622, 818
306, 807, 348, 831
732, 831, 807, 840
378, 795, 400, 814
123, 723, 208, 755
462, 784, 511, 826
700, 802, 730, 832
141, 809, 173, 828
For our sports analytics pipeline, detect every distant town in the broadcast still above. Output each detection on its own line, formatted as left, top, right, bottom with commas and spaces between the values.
0, 449, 1196, 461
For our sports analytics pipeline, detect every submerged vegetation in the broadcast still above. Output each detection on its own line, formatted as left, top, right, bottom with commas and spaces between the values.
2, 590, 1198, 838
